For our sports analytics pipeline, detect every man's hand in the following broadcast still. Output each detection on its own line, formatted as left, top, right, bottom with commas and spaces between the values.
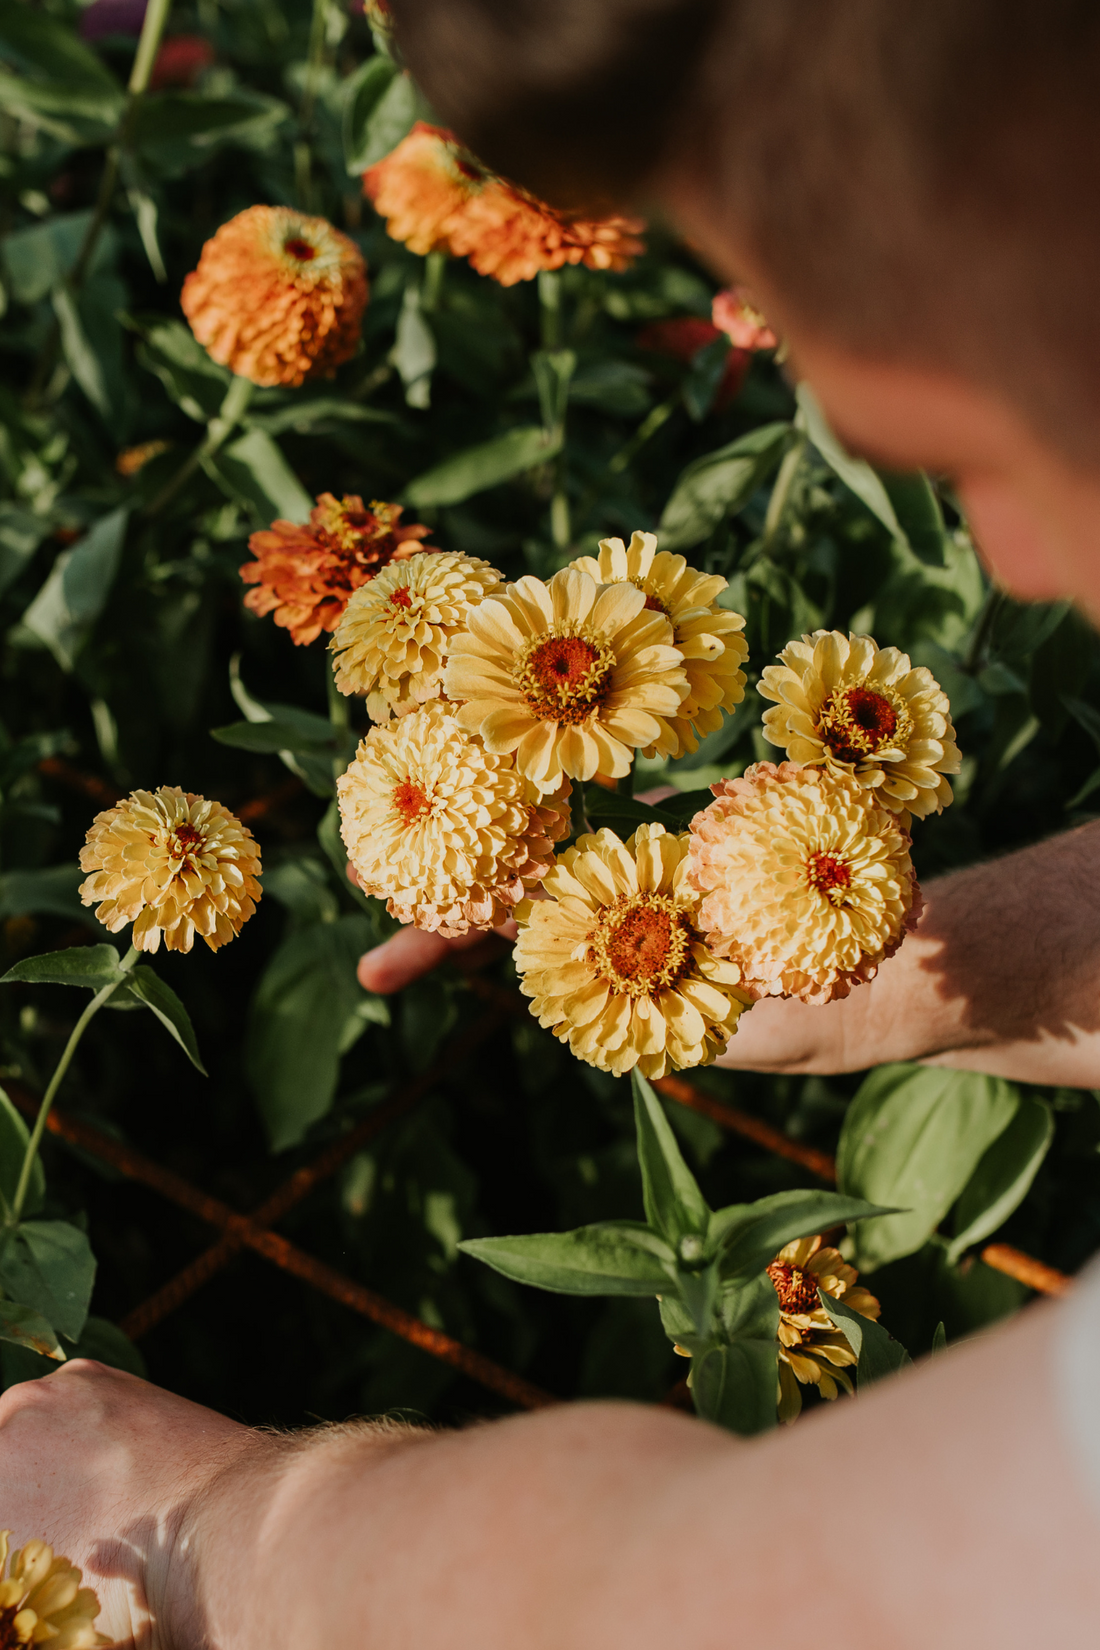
357, 922, 516, 994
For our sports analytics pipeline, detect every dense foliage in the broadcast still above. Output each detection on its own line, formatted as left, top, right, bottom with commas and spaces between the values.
2, 0, 1100, 1430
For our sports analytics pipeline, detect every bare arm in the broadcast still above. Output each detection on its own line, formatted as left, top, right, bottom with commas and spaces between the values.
3, 1298, 1098, 1650
359, 822, 1100, 1086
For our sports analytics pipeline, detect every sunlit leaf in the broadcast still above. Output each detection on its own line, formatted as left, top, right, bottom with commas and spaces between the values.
0, 1219, 96, 1342
123, 967, 207, 1075
459, 1222, 675, 1296
21, 507, 130, 671
403, 425, 563, 508
947, 1095, 1053, 1265
658, 421, 790, 550
821, 1292, 912, 1386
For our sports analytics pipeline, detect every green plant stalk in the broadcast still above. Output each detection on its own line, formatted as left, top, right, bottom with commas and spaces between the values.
144, 375, 254, 517
296, 0, 331, 209
421, 251, 447, 313
327, 665, 351, 783
9, 946, 139, 1227
762, 433, 806, 549
538, 270, 562, 349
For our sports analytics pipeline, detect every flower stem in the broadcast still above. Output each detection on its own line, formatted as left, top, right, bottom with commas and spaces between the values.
8, 946, 139, 1228
296, 0, 330, 210
538, 270, 562, 349
421, 251, 446, 313
144, 374, 254, 517
327, 664, 351, 784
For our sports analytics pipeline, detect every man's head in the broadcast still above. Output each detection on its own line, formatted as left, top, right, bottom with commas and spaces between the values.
389, 0, 1100, 616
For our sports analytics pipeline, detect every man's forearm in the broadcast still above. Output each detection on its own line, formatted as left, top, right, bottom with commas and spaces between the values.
718, 819, 1100, 1084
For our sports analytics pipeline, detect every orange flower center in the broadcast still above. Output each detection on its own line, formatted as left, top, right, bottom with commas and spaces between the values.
388, 586, 413, 610
806, 852, 852, 904
515, 628, 615, 725
284, 236, 316, 262
589, 892, 693, 997
818, 685, 903, 764
171, 823, 204, 859
767, 1261, 820, 1316
393, 779, 431, 822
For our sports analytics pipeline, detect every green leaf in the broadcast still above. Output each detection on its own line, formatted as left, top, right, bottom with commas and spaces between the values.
211, 717, 354, 758
245, 914, 381, 1149
348, 69, 422, 171
123, 967, 207, 1075
946, 1095, 1053, 1265
821, 1292, 912, 1386
879, 471, 948, 566
0, 865, 84, 924
0, 1300, 64, 1362
0, 1219, 96, 1342
131, 89, 289, 176
582, 788, 685, 834
932, 1320, 948, 1354
991, 598, 1072, 664
0, 1, 121, 96
206, 428, 313, 526
458, 1222, 675, 1296
343, 53, 399, 172
713, 1189, 893, 1283
52, 285, 111, 419
2, 212, 103, 306
0, 1085, 43, 1219
681, 335, 732, 422
692, 1336, 778, 1435
632, 1071, 709, 1245
531, 349, 576, 436
797, 384, 906, 542
21, 507, 130, 672
658, 421, 790, 550
836, 1064, 1021, 1270
0, 505, 51, 598
1, 944, 125, 991
135, 317, 231, 422
249, 399, 397, 437
391, 281, 436, 409
403, 425, 563, 508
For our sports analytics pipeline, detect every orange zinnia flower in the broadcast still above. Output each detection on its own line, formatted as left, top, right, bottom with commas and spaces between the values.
240, 494, 435, 646
711, 286, 778, 351
364, 123, 645, 286
181, 206, 369, 387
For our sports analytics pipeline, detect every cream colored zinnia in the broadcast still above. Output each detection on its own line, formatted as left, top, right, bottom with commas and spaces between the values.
0, 1532, 109, 1650
79, 786, 261, 954
331, 549, 501, 721
513, 822, 752, 1078
688, 762, 921, 1005
570, 530, 748, 758
758, 629, 961, 819
442, 568, 688, 795
338, 700, 571, 934
767, 1235, 881, 1423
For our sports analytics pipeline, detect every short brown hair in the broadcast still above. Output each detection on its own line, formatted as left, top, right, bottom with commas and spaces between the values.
390, 0, 1100, 466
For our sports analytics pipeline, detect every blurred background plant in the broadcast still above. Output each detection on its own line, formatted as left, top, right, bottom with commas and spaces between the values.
1, 0, 1098, 1428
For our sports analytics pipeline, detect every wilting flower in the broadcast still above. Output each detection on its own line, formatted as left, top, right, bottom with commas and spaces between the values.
514, 823, 751, 1077
444, 567, 688, 795
758, 630, 961, 819
331, 549, 502, 721
688, 762, 921, 1004
570, 531, 748, 758
363, 123, 644, 286
79, 786, 262, 954
240, 494, 434, 646
115, 438, 170, 477
0, 1531, 109, 1650
180, 205, 368, 387
338, 700, 571, 934
711, 286, 777, 351
767, 1236, 881, 1423
635, 317, 749, 412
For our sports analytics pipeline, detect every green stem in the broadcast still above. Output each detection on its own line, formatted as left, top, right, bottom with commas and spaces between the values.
762, 434, 806, 549
144, 374, 254, 517
538, 269, 561, 349
9, 946, 138, 1227
421, 251, 446, 313
296, 0, 330, 210
327, 664, 350, 783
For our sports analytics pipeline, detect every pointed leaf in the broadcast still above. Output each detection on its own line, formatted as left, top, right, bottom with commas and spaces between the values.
124, 967, 207, 1075
947, 1095, 1053, 1265
0, 866, 84, 924
402, 425, 562, 508
207, 428, 312, 527
343, 53, 398, 172
0, 1220, 96, 1342
715, 1189, 894, 1283
2, 945, 125, 991
0, 1300, 64, 1362
458, 1222, 675, 1296
658, 421, 790, 550
797, 384, 906, 542
932, 1321, 948, 1354
210, 717, 353, 757
821, 1292, 912, 1387
632, 1071, 709, 1244
692, 1337, 778, 1436
21, 508, 130, 672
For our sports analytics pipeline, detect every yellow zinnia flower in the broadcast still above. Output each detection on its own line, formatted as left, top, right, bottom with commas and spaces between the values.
330, 549, 502, 721
337, 701, 571, 934
513, 822, 752, 1078
767, 1235, 881, 1423
442, 568, 688, 795
758, 629, 961, 819
0, 1531, 109, 1650
688, 762, 921, 1004
79, 786, 262, 954
570, 530, 748, 758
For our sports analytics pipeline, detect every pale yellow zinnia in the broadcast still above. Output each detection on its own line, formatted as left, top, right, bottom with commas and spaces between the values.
570, 530, 748, 759
0, 1531, 109, 1650
338, 700, 571, 934
330, 549, 502, 721
79, 786, 261, 954
767, 1235, 881, 1423
513, 822, 752, 1078
442, 567, 688, 795
688, 762, 921, 1005
758, 629, 960, 819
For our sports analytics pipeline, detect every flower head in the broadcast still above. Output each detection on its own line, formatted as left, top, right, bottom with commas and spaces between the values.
79, 786, 262, 954
150, 34, 215, 89
636, 317, 749, 411
758, 629, 961, 818
444, 568, 688, 794
338, 701, 571, 934
241, 494, 434, 646
767, 1236, 881, 1422
180, 206, 368, 387
570, 531, 748, 758
514, 823, 752, 1077
331, 549, 502, 721
688, 762, 922, 1005
364, 123, 644, 286
0, 1531, 109, 1650
711, 286, 778, 351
